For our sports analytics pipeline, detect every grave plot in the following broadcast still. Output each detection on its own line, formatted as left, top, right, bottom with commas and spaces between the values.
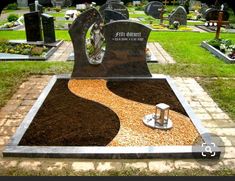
0, 9, 63, 61
3, 8, 220, 159
201, 9, 235, 64
0, 15, 24, 31
195, 5, 235, 33
142, 3, 202, 32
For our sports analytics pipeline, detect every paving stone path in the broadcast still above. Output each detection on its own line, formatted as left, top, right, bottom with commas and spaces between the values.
48, 41, 74, 62
48, 42, 175, 64
0, 75, 234, 173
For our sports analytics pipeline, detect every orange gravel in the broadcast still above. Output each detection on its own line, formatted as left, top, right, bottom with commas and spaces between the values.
68, 79, 200, 146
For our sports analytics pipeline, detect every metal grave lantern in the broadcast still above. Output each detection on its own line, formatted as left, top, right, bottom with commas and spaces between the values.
143, 103, 173, 130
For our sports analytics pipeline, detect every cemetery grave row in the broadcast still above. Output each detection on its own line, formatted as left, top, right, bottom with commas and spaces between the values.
3, 8, 221, 160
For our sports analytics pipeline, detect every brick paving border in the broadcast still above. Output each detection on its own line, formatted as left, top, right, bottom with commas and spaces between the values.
0, 75, 234, 173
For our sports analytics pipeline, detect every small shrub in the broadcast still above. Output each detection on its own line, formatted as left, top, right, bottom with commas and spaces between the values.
207, 39, 221, 49
135, 6, 144, 11
54, 7, 62, 12
31, 47, 44, 56
7, 14, 19, 22
6, 3, 18, 10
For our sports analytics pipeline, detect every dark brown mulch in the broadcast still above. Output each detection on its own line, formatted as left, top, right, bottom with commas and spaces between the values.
106, 79, 187, 116
19, 78, 188, 146
19, 79, 120, 146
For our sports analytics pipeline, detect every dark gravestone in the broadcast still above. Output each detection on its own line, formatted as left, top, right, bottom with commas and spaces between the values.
29, 3, 44, 14
169, 6, 187, 25
24, 12, 43, 42
99, 2, 129, 19
69, 8, 151, 78
41, 13, 56, 43
204, 8, 229, 21
144, 1, 164, 19
103, 9, 127, 23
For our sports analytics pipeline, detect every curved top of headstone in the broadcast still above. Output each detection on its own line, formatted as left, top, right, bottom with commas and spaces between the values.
99, 2, 129, 19
102, 20, 152, 77
169, 6, 187, 25
144, 1, 163, 18
103, 9, 127, 23
69, 8, 103, 78
204, 8, 229, 21
69, 8, 151, 78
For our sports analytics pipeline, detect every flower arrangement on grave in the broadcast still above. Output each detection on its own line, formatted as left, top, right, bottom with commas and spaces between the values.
207, 39, 235, 59
0, 40, 48, 57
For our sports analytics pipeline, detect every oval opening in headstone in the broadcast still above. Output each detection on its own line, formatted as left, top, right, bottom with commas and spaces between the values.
85, 23, 106, 65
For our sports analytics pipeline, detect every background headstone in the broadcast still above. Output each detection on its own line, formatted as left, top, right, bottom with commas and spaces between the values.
103, 9, 127, 23
204, 8, 229, 21
144, 1, 164, 19
199, 3, 209, 16
99, 2, 129, 19
17, 0, 28, 7
24, 11, 43, 42
29, 3, 44, 14
169, 6, 187, 25
41, 13, 56, 43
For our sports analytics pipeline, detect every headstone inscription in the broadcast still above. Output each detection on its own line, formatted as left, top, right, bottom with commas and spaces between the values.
144, 1, 164, 19
24, 11, 43, 42
41, 14, 56, 43
69, 8, 151, 78
169, 6, 187, 25
204, 8, 229, 21
99, 2, 129, 19
103, 9, 127, 23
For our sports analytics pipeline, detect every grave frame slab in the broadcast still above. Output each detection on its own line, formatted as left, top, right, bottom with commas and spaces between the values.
3, 74, 220, 159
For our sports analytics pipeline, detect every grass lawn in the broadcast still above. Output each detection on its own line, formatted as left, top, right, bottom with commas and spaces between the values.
198, 78, 235, 119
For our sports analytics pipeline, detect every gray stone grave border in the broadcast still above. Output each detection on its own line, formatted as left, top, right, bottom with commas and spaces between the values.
3, 74, 220, 159
201, 41, 235, 64
0, 24, 24, 31
0, 40, 64, 61
195, 25, 235, 33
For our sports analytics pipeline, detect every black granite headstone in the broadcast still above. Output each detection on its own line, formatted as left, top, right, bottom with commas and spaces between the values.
144, 1, 164, 19
204, 8, 229, 21
41, 13, 56, 43
69, 8, 151, 78
29, 3, 44, 14
169, 6, 187, 25
99, 2, 129, 19
103, 9, 127, 23
24, 12, 43, 42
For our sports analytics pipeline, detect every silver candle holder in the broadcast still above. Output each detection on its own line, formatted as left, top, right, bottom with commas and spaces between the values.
143, 103, 173, 130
